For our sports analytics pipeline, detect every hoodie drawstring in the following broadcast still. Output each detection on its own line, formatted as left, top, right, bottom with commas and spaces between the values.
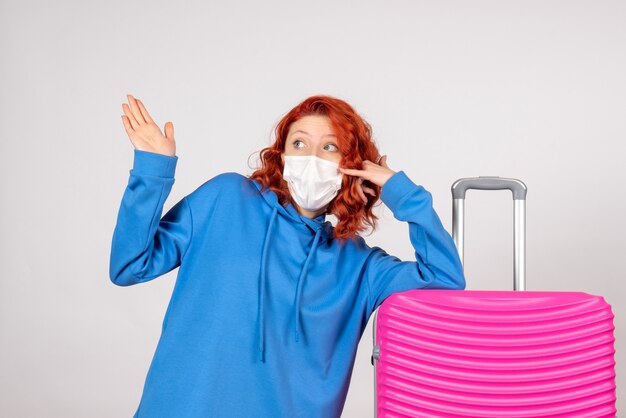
258, 207, 278, 362
294, 227, 323, 343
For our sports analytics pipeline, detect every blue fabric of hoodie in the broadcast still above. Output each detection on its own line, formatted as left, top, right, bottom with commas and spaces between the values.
110, 149, 466, 417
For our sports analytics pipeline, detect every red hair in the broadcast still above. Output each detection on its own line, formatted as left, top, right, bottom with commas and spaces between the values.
248, 95, 383, 241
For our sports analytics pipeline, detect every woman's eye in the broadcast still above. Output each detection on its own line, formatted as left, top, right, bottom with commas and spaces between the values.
292, 140, 338, 151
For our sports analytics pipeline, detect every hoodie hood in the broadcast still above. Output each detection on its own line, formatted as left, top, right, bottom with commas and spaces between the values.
249, 178, 334, 362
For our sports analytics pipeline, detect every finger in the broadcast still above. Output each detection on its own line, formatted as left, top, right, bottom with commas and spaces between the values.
339, 167, 363, 175
121, 114, 133, 133
136, 99, 154, 124
364, 159, 383, 168
339, 167, 372, 182
127, 94, 147, 124
122, 103, 140, 130
362, 186, 376, 195
164, 121, 174, 140
357, 186, 368, 204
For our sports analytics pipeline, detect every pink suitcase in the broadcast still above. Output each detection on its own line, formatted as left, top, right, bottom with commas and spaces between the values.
371, 177, 616, 417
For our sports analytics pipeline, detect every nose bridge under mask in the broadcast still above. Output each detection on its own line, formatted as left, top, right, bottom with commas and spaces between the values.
302, 156, 336, 182
302, 156, 326, 180
286, 155, 338, 174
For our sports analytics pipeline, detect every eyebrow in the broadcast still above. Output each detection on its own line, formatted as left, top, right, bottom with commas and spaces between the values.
290, 130, 337, 139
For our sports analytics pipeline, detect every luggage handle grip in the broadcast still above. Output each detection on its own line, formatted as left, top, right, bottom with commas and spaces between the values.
451, 176, 527, 291
452, 177, 527, 200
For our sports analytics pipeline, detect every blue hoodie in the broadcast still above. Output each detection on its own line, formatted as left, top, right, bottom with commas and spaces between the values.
110, 149, 466, 417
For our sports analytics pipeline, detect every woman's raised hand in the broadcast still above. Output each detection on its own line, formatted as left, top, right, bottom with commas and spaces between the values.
338, 155, 396, 205
121, 94, 176, 157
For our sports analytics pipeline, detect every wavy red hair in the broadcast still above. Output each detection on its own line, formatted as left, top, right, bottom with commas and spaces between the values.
248, 95, 383, 241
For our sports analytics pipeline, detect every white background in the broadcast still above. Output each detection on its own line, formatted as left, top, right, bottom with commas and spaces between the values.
1, 0, 624, 416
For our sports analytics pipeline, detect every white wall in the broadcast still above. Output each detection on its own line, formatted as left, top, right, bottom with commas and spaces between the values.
1, 0, 624, 416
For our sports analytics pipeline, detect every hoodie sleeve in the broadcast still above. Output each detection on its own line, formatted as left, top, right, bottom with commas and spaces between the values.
363, 170, 466, 315
109, 149, 193, 286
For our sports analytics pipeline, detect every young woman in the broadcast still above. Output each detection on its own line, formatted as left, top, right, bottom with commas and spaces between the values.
110, 94, 466, 417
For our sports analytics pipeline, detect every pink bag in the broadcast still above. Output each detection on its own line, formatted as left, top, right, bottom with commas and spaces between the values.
371, 177, 616, 417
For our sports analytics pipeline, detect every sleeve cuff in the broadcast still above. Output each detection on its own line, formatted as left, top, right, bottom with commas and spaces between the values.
131, 149, 178, 178
380, 170, 426, 212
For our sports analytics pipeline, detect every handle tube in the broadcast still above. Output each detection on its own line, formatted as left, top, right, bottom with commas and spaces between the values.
451, 176, 527, 291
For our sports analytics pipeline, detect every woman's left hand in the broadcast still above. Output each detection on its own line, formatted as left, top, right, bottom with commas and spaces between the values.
338, 155, 396, 204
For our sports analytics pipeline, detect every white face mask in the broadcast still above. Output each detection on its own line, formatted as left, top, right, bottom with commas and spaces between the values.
282, 155, 343, 212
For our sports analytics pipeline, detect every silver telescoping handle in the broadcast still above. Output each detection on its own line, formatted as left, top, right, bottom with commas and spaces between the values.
451, 177, 528, 291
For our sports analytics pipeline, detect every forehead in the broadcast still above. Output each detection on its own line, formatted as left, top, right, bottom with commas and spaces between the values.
288, 114, 334, 136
